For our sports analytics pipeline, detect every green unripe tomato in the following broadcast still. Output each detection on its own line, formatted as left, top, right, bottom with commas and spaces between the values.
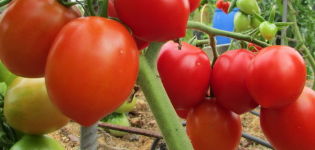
10, 135, 64, 150
102, 112, 130, 137
115, 95, 138, 113
259, 21, 278, 40
234, 12, 252, 32
251, 17, 262, 28
236, 0, 261, 15
0, 61, 17, 86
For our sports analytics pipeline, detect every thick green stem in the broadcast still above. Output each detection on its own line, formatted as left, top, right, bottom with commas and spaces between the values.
137, 55, 194, 150
87, 0, 96, 16
288, 3, 315, 89
187, 21, 270, 48
97, 0, 108, 18
0, 0, 10, 7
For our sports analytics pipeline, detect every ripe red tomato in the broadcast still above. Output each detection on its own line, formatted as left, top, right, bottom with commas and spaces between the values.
216, 0, 230, 14
0, 0, 78, 77
45, 17, 139, 126
246, 46, 306, 108
189, 0, 201, 12
114, 0, 190, 42
157, 41, 211, 109
260, 87, 315, 150
175, 108, 190, 119
108, 0, 149, 50
212, 49, 258, 114
186, 99, 242, 150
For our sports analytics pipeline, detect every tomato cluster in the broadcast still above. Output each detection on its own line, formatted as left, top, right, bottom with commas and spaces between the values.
157, 40, 310, 149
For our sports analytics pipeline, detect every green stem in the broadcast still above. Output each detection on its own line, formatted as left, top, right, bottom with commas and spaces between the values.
288, 2, 315, 89
0, 0, 10, 7
209, 36, 219, 64
87, 0, 96, 16
97, 0, 108, 18
137, 55, 194, 150
187, 21, 270, 48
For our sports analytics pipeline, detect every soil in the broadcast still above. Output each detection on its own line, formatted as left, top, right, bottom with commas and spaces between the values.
48, 91, 271, 150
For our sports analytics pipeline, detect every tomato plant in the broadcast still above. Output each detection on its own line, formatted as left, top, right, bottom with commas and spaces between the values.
216, 0, 230, 14
0, 0, 78, 77
4, 77, 69, 135
236, 0, 261, 15
45, 17, 139, 126
234, 12, 252, 32
246, 45, 306, 108
10, 135, 64, 150
261, 87, 315, 150
259, 21, 278, 40
157, 41, 211, 109
186, 99, 242, 150
114, 0, 190, 42
212, 49, 258, 114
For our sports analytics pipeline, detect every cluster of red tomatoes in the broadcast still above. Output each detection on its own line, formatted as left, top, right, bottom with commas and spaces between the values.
0, 0, 202, 148
157, 41, 314, 150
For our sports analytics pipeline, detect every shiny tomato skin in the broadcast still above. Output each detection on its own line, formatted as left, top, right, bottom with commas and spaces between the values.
246, 46, 306, 108
186, 99, 242, 150
108, 0, 149, 50
157, 41, 211, 109
114, 0, 190, 42
45, 17, 139, 126
189, 0, 201, 12
4, 77, 69, 135
260, 87, 315, 150
212, 49, 258, 114
0, 0, 78, 77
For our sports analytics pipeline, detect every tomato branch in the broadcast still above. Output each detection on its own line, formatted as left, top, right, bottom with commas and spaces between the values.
137, 54, 194, 150
209, 35, 219, 64
187, 21, 270, 48
288, 2, 315, 89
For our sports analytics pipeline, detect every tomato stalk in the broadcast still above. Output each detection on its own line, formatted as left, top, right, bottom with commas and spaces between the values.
187, 21, 270, 48
288, 3, 315, 89
137, 52, 194, 150
97, 0, 108, 18
87, 0, 96, 16
209, 35, 219, 64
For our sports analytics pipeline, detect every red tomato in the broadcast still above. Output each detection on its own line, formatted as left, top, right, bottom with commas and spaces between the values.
216, 0, 230, 14
157, 41, 211, 109
108, 0, 118, 18
175, 108, 190, 119
189, 0, 201, 12
45, 17, 139, 126
186, 99, 242, 150
248, 43, 262, 52
260, 87, 315, 150
0, 0, 78, 77
246, 46, 306, 108
108, 0, 149, 50
212, 49, 258, 114
114, 0, 190, 42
